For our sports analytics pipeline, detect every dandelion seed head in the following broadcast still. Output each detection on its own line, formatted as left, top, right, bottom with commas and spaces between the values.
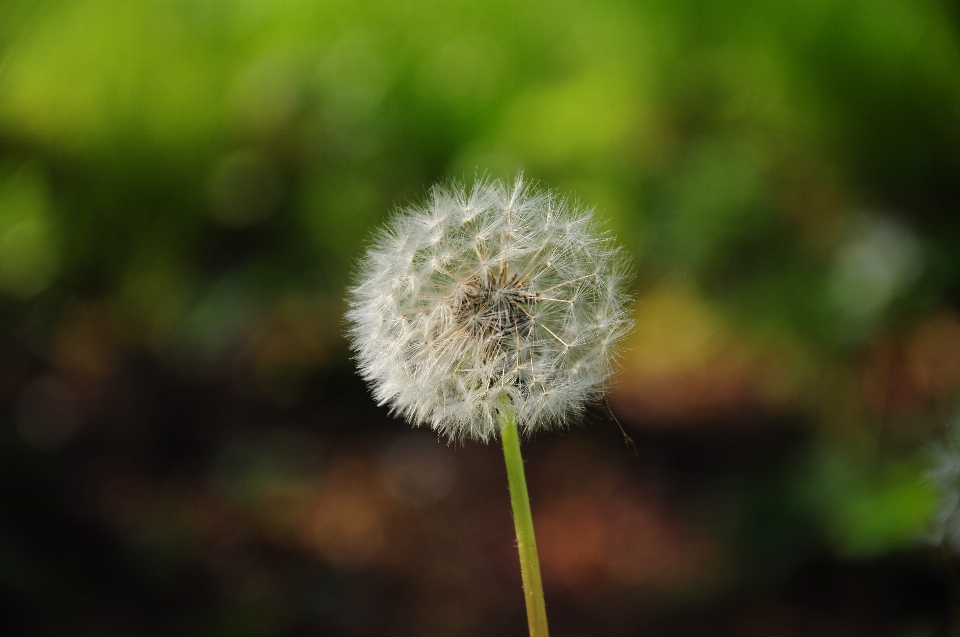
346, 175, 633, 442
928, 412, 960, 553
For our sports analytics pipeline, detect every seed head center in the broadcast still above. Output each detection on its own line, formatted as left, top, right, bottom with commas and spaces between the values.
456, 270, 538, 340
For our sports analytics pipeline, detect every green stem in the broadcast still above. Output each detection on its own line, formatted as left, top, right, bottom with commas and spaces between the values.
497, 394, 550, 637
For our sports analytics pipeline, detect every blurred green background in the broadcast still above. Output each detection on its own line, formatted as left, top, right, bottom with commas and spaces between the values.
2, 0, 960, 635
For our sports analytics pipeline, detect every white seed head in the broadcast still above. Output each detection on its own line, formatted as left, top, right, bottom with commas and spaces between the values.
346, 175, 633, 442
928, 416, 960, 552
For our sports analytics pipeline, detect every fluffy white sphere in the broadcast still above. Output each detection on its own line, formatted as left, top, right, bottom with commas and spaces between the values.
928, 420, 960, 553
346, 176, 633, 442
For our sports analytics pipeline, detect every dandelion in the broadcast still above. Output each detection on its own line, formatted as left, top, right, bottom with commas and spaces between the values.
928, 412, 960, 553
346, 174, 633, 637
346, 175, 633, 442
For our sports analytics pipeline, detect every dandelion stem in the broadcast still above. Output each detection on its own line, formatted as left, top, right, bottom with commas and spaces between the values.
498, 394, 550, 637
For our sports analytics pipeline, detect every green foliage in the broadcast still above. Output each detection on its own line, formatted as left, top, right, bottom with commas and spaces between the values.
800, 447, 937, 558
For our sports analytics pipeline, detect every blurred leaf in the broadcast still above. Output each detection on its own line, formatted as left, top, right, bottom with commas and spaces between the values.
0, 165, 59, 298
801, 446, 937, 558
